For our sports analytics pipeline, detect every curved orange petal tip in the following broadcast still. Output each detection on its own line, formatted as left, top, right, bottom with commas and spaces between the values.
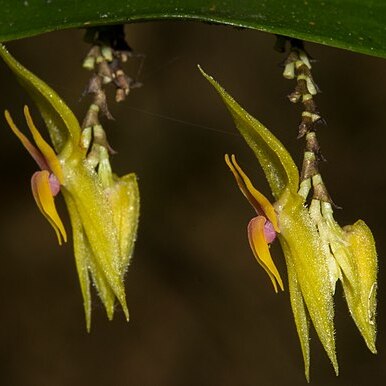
225, 154, 279, 233
4, 110, 49, 171
31, 170, 67, 245
24, 106, 64, 183
248, 216, 284, 292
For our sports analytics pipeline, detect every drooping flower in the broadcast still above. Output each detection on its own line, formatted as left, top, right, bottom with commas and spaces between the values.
1, 44, 140, 331
200, 66, 377, 381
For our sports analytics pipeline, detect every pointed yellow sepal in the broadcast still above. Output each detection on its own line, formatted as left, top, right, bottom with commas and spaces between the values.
278, 193, 338, 378
107, 173, 140, 273
0, 44, 82, 157
342, 220, 377, 353
199, 66, 299, 199
62, 168, 140, 330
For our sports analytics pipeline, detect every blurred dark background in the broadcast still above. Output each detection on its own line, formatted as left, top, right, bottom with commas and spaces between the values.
0, 22, 385, 386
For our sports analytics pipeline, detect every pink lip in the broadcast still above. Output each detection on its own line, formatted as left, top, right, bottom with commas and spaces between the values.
264, 220, 277, 244
49, 173, 61, 196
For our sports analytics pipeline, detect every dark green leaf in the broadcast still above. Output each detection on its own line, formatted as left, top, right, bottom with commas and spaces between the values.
0, 1, 385, 58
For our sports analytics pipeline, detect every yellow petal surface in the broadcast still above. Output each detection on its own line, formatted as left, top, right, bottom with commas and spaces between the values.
64, 192, 116, 330
107, 173, 140, 274
31, 170, 67, 245
64, 193, 92, 331
62, 162, 129, 321
343, 220, 377, 353
278, 191, 338, 376
225, 154, 279, 233
248, 216, 284, 292
282, 238, 310, 382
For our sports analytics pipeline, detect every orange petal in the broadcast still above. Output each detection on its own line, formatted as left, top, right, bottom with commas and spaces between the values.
225, 154, 279, 233
248, 216, 284, 292
5, 110, 49, 171
31, 170, 67, 245
24, 106, 64, 184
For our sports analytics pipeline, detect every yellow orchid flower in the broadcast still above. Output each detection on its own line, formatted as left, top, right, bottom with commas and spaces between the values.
1, 44, 139, 331
200, 66, 377, 381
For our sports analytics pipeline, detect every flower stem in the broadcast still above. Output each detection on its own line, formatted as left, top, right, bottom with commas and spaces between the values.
80, 25, 143, 186
280, 38, 332, 204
